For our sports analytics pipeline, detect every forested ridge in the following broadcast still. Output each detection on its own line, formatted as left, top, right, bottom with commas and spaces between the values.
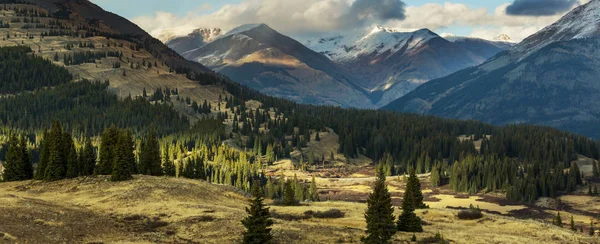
0, 1, 597, 205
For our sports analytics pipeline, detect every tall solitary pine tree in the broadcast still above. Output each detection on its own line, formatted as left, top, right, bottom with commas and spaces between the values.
362, 167, 396, 244
241, 181, 273, 244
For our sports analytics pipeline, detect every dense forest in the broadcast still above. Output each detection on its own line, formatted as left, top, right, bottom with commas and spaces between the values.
0, 46, 72, 93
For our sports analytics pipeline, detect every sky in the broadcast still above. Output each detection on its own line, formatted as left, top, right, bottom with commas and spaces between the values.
90, 0, 590, 42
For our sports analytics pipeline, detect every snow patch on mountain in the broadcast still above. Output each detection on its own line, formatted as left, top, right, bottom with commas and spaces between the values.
516, 0, 600, 55
303, 25, 438, 62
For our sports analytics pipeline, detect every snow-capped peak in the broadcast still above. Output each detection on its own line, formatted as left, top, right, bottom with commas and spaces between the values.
516, 0, 600, 54
493, 34, 513, 42
303, 26, 439, 62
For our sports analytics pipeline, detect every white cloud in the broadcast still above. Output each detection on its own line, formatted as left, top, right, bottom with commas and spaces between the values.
132, 0, 589, 42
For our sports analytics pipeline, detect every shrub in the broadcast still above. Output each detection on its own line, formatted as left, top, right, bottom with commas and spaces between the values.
457, 208, 483, 220
305, 209, 345, 219
271, 211, 310, 221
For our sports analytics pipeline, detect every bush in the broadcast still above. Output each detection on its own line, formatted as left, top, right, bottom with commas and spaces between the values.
306, 209, 345, 219
271, 211, 310, 221
457, 208, 483, 220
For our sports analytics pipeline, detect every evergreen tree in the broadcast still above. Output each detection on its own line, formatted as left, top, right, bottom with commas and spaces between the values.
309, 175, 318, 201
241, 181, 273, 244
570, 215, 576, 231
111, 129, 133, 181
35, 130, 49, 180
593, 161, 599, 177
362, 168, 396, 243
2, 135, 24, 181
590, 220, 595, 236
397, 182, 423, 233
163, 148, 176, 176
406, 169, 427, 209
430, 164, 440, 187
97, 125, 119, 175
79, 138, 96, 176
554, 212, 562, 227
64, 132, 79, 178
282, 179, 296, 206
19, 136, 33, 180
139, 127, 162, 175
45, 122, 67, 181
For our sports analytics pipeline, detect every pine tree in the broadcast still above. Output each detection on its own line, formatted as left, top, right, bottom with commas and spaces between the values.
430, 164, 440, 188
97, 125, 119, 175
554, 212, 562, 227
397, 182, 423, 233
282, 179, 296, 206
362, 168, 396, 243
111, 129, 133, 181
406, 168, 427, 209
309, 175, 318, 201
241, 181, 273, 244
80, 138, 96, 176
593, 160, 599, 177
2, 135, 24, 181
590, 220, 595, 236
45, 122, 67, 181
35, 130, 49, 180
139, 127, 162, 175
64, 132, 79, 179
570, 215, 576, 231
315, 131, 320, 141
162, 148, 176, 177
19, 136, 33, 180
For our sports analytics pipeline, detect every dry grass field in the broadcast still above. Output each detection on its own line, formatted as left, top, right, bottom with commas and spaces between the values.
1, 175, 598, 244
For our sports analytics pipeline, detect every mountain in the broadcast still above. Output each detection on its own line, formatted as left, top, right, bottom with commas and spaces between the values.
179, 24, 374, 108
165, 28, 223, 54
303, 26, 512, 106
383, 0, 600, 137
443, 35, 515, 60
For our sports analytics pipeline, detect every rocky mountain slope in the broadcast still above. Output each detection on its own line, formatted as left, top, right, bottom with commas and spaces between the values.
179, 24, 374, 108
165, 28, 222, 54
166, 24, 511, 108
302, 27, 513, 106
383, 0, 600, 137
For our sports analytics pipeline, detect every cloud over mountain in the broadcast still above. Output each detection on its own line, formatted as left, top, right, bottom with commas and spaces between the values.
506, 0, 579, 16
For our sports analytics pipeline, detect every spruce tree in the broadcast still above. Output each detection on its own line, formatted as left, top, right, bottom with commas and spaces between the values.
2, 135, 24, 181
282, 179, 296, 206
362, 168, 396, 243
45, 122, 67, 181
397, 184, 423, 233
163, 148, 176, 176
64, 133, 79, 178
139, 127, 162, 175
97, 125, 119, 175
590, 220, 595, 236
241, 181, 273, 244
430, 164, 440, 188
406, 168, 427, 209
309, 175, 318, 201
80, 138, 96, 176
593, 161, 599, 177
111, 130, 133, 181
554, 212, 562, 227
18, 136, 33, 180
570, 215, 576, 231
35, 130, 49, 180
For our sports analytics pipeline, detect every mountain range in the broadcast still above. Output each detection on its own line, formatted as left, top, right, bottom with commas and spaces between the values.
384, 0, 600, 137
165, 24, 514, 108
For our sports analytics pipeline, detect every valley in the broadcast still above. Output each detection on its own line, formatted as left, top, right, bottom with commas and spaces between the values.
0, 1, 599, 244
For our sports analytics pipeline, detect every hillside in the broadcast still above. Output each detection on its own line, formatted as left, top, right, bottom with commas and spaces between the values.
383, 0, 600, 138
0, 1, 230, 122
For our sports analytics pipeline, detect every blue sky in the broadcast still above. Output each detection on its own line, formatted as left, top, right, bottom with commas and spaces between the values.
90, 0, 584, 42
